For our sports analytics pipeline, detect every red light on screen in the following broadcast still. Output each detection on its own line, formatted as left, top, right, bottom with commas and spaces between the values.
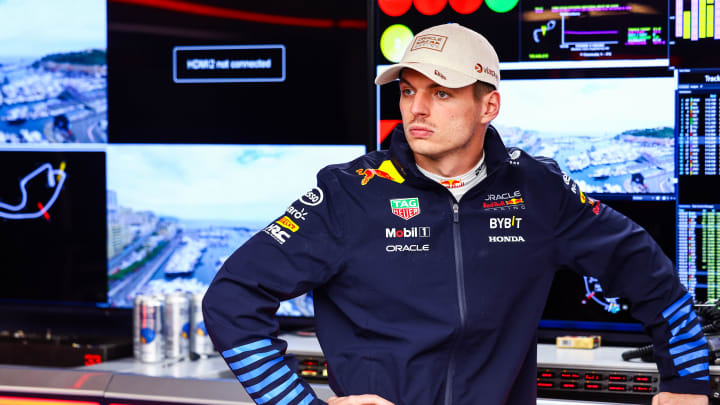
37, 202, 50, 220
378, 0, 413, 16
413, 0, 447, 15
448, 0, 484, 14
84, 354, 102, 366
0, 397, 99, 405
379, 120, 402, 144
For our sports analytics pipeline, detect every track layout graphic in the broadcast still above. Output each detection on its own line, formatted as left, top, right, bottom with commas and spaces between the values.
582, 275, 627, 314
0, 162, 67, 220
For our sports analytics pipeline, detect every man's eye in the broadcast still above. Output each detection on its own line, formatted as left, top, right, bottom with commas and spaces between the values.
437, 91, 449, 99
401, 88, 415, 96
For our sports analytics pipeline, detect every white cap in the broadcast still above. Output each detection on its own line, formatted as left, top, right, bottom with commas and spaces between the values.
375, 23, 500, 89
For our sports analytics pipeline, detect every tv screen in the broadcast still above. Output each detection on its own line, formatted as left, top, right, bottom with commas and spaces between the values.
0, 0, 107, 145
493, 74, 676, 198
107, 0, 369, 146
105, 143, 366, 310
0, 150, 107, 304
669, 0, 720, 68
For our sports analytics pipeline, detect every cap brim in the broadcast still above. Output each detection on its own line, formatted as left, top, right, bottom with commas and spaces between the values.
374, 62, 477, 89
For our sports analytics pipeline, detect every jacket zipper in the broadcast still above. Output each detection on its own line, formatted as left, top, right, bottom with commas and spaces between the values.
444, 200, 467, 405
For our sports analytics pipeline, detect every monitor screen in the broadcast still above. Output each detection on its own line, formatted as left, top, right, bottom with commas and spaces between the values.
374, 0, 668, 65
675, 70, 720, 304
0, 149, 107, 304
493, 74, 676, 198
106, 143, 366, 311
669, 0, 720, 68
107, 0, 369, 146
0, 0, 107, 145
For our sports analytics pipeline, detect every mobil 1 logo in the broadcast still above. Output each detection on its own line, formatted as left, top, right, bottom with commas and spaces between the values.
385, 227, 431, 238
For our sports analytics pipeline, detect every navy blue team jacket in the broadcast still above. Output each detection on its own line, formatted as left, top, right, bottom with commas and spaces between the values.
203, 125, 710, 405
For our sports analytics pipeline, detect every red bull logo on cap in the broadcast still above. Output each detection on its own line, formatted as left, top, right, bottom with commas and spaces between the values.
357, 160, 405, 186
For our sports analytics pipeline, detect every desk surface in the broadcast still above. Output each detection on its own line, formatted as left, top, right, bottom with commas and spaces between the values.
1, 337, 705, 405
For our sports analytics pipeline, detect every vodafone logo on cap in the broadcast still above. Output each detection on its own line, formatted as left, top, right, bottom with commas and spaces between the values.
475, 63, 498, 81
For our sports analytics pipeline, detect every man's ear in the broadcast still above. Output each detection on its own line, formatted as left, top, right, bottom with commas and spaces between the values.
480, 91, 500, 124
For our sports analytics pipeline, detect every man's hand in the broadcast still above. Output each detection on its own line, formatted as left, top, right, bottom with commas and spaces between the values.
327, 394, 395, 405
652, 392, 708, 405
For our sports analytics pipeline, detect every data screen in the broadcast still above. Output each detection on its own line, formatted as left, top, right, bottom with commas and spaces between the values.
676, 71, 720, 304
522, 0, 667, 61
678, 205, 720, 302
676, 70, 720, 203
670, 0, 720, 68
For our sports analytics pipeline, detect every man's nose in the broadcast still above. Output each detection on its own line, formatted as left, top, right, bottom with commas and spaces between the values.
410, 92, 430, 117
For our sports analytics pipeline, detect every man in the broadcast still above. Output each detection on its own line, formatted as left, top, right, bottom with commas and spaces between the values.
203, 23, 710, 405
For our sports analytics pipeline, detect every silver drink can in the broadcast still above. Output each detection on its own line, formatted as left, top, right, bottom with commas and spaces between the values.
133, 294, 165, 363
164, 291, 190, 361
132, 294, 143, 360
190, 292, 214, 358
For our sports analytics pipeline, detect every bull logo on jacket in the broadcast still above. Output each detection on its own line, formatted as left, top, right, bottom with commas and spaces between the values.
356, 160, 405, 185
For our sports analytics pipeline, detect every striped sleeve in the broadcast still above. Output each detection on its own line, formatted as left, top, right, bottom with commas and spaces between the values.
549, 163, 710, 395
221, 338, 318, 405
203, 174, 346, 405
658, 293, 710, 386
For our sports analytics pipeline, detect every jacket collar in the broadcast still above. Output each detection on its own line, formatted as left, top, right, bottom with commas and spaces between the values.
388, 124, 509, 186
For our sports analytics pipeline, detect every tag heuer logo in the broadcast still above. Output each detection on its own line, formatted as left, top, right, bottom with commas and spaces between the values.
390, 197, 420, 220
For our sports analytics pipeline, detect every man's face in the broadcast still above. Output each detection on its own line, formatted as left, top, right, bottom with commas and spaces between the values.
398, 69, 492, 172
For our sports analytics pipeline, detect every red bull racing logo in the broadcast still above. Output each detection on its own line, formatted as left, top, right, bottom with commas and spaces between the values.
357, 160, 405, 186
483, 190, 526, 211
440, 179, 464, 189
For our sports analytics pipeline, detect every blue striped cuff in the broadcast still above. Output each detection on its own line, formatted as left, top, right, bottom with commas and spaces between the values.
672, 349, 709, 367
230, 349, 279, 370
669, 323, 703, 345
669, 338, 707, 356
246, 366, 291, 394
663, 293, 692, 319
276, 383, 308, 405
670, 311, 697, 337
678, 362, 709, 376
297, 393, 314, 405
668, 304, 692, 327
223, 339, 272, 358
237, 357, 284, 383
255, 373, 300, 405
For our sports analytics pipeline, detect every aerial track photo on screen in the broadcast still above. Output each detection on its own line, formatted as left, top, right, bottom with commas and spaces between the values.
493, 76, 675, 195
